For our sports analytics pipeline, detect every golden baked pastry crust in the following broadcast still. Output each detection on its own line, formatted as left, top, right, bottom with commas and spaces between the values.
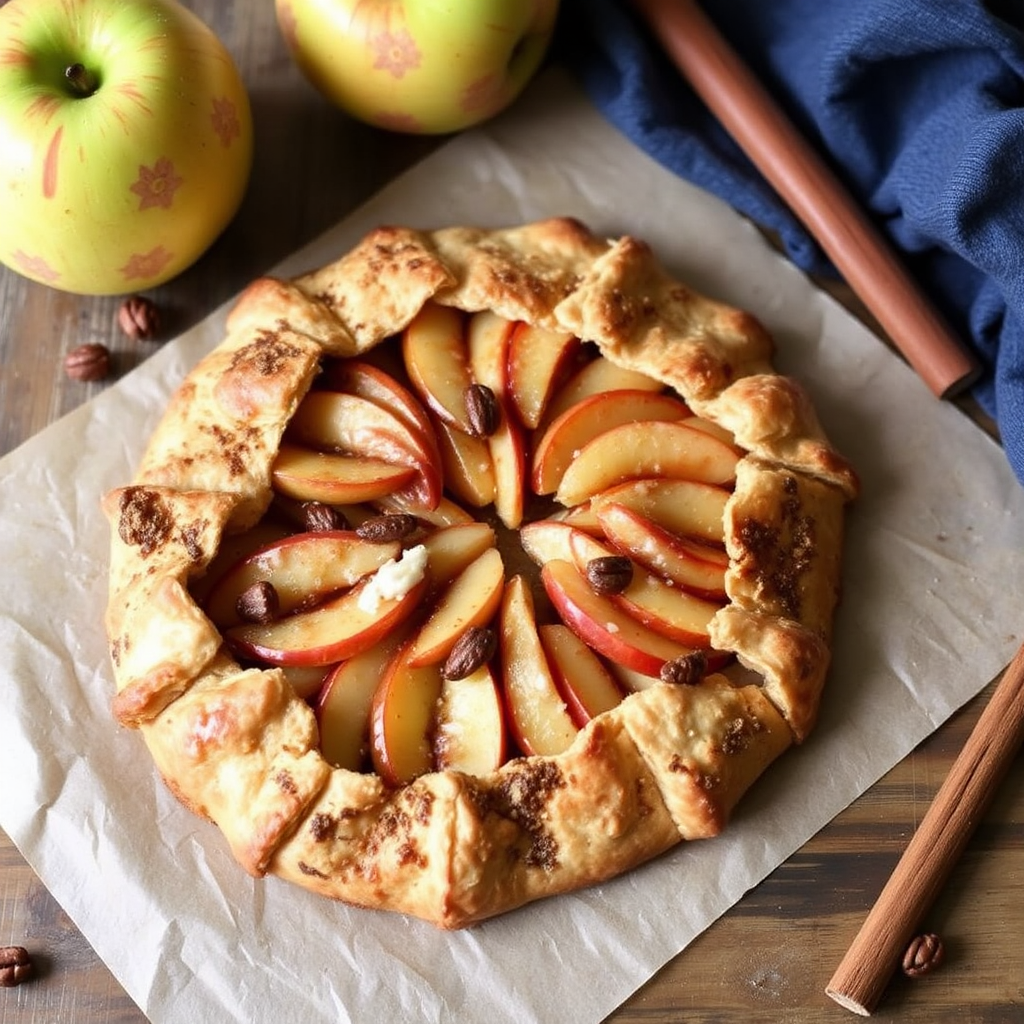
102, 217, 857, 928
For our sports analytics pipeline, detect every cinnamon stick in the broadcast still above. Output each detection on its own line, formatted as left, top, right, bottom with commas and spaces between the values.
826, 640, 1024, 1015
630, 0, 981, 399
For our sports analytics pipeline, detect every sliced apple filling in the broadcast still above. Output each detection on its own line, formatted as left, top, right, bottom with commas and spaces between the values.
192, 302, 741, 785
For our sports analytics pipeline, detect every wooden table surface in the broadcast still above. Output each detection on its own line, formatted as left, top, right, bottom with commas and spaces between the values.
1, 3, 1022, 1022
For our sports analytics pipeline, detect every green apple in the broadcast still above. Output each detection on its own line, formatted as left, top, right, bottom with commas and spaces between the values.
276, 0, 560, 135
0, 0, 253, 295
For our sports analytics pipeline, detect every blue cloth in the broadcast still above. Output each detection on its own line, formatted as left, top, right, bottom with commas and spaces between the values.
555, 0, 1024, 484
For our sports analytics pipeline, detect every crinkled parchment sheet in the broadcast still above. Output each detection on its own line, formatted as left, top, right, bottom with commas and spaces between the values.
2, 70, 1023, 1024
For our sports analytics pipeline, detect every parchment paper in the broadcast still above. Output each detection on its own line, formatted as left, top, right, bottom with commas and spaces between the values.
2, 70, 1023, 1024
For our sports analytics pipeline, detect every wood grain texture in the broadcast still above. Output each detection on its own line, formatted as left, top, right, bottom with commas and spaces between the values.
0, 2, 1020, 1022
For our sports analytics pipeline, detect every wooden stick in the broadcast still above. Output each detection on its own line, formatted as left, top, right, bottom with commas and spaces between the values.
824, 640, 1024, 1014
630, 0, 981, 399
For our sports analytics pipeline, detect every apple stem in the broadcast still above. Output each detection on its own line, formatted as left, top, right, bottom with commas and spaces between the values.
64, 63, 99, 98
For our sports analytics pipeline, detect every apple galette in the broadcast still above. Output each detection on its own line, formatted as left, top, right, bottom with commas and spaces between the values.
102, 217, 858, 928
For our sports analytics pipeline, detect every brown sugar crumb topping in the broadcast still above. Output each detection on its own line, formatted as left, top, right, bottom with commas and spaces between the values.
297, 860, 328, 878
117, 486, 173, 557
735, 474, 816, 619
309, 813, 335, 842
228, 329, 303, 378
492, 760, 565, 870
718, 715, 764, 756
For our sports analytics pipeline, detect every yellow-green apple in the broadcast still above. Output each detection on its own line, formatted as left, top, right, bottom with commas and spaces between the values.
419, 521, 496, 589
406, 546, 504, 666
554, 420, 740, 506
506, 321, 580, 429
542, 354, 663, 424
271, 442, 416, 504
589, 477, 730, 545
402, 302, 476, 431
531, 389, 693, 495
202, 529, 401, 628
316, 624, 413, 770
540, 559, 700, 678
467, 310, 525, 529
431, 413, 496, 508
433, 663, 506, 776
499, 575, 578, 757
224, 558, 427, 667
369, 643, 444, 786
287, 389, 443, 509
595, 502, 728, 599
0, 0, 252, 294
539, 623, 623, 726
275, 0, 560, 135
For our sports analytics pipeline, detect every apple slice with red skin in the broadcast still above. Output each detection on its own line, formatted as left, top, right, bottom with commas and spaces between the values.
611, 572, 722, 647
519, 519, 579, 567
433, 663, 507, 776
190, 518, 292, 607
420, 521, 496, 589
539, 623, 624, 726
554, 420, 740, 507
203, 529, 401, 628
506, 321, 581, 430
271, 442, 416, 504
588, 477, 730, 546
321, 359, 436, 449
499, 575, 578, 757
406, 546, 504, 667
431, 412, 495, 507
542, 354, 664, 425
369, 642, 444, 786
466, 310, 526, 528
541, 559, 703, 677
375, 492, 475, 529
224, 571, 427, 667
401, 302, 475, 432
595, 502, 728, 599
287, 390, 443, 510
280, 664, 335, 702
316, 623, 414, 771
531, 389, 693, 495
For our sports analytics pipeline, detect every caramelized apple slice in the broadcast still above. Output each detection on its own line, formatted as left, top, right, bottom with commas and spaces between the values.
431, 413, 496, 507
500, 575, 578, 757
287, 390, 443, 509
271, 443, 416, 504
541, 559, 701, 677
369, 643, 444, 786
543, 355, 663, 424
401, 302, 475, 432
531, 389, 692, 495
554, 420, 740, 506
539, 624, 624, 726
224, 559, 427, 667
433, 663, 507, 775
589, 477, 729, 545
596, 502, 728, 599
507, 321, 580, 429
420, 521, 496, 589
203, 530, 400, 628
406, 547, 505, 666
612, 572, 721, 646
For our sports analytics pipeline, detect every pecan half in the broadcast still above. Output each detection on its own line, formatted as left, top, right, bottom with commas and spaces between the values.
117, 295, 160, 341
0, 946, 33, 988
443, 626, 498, 680
236, 580, 280, 624
660, 651, 708, 686
356, 513, 417, 543
585, 555, 633, 595
64, 342, 111, 382
902, 933, 945, 978
301, 501, 347, 532
465, 383, 500, 437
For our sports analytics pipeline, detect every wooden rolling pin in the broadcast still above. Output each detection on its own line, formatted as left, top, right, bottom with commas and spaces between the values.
630, 0, 981, 398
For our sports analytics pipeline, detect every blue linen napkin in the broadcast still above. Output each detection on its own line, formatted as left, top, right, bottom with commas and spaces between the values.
555, 0, 1024, 484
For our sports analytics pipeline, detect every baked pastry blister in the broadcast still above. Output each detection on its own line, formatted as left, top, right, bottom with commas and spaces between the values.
102, 218, 857, 928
